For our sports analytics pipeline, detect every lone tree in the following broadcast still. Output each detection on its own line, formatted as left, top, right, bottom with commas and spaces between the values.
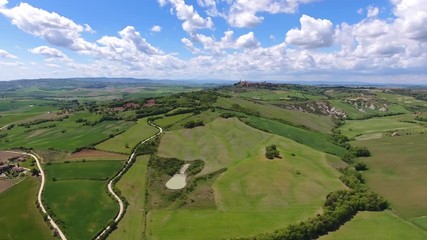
265, 144, 280, 159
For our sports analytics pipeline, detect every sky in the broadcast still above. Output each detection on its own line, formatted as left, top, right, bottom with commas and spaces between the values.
0, 0, 426, 83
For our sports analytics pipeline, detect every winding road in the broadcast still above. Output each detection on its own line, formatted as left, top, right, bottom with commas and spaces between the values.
94, 122, 163, 240
6, 151, 67, 240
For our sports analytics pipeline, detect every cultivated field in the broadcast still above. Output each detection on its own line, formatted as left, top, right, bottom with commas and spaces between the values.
320, 211, 427, 240
153, 113, 192, 128
96, 117, 158, 154
339, 117, 426, 139
43, 161, 123, 240
215, 97, 334, 133
109, 155, 149, 240
66, 149, 128, 161
242, 115, 346, 156
0, 177, 54, 240
0, 111, 133, 152
151, 118, 345, 239
353, 134, 427, 224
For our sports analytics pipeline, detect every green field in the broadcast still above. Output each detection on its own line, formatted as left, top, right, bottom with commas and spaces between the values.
0, 111, 133, 152
168, 110, 220, 130
242, 115, 346, 156
96, 117, 158, 154
226, 88, 325, 101
151, 118, 345, 239
45, 161, 123, 180
153, 113, 192, 128
320, 211, 427, 240
339, 117, 426, 139
353, 134, 427, 221
43, 161, 123, 240
109, 155, 149, 240
0, 99, 57, 127
215, 97, 334, 133
0, 177, 54, 240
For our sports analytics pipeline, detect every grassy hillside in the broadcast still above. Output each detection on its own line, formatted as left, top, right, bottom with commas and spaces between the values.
0, 111, 133, 152
339, 117, 426, 139
45, 161, 123, 180
96, 117, 158, 154
0, 177, 54, 240
150, 118, 345, 240
320, 211, 427, 240
109, 155, 149, 240
43, 161, 123, 240
215, 97, 334, 133
353, 134, 427, 222
242, 115, 346, 156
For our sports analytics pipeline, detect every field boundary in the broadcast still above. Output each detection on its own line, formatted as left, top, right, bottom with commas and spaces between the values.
6, 150, 67, 240
94, 122, 163, 240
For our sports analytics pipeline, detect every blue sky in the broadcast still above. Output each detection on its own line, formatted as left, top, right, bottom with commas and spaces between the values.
0, 0, 426, 83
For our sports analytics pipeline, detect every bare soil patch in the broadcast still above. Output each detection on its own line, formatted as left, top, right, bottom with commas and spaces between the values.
0, 151, 21, 162
0, 179, 20, 194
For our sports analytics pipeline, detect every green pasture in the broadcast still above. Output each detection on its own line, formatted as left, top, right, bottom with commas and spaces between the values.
320, 211, 427, 240
242, 115, 346, 156
226, 88, 325, 101
152, 118, 345, 239
44, 180, 118, 240
109, 156, 149, 240
43, 160, 125, 239
377, 92, 427, 107
0, 111, 133, 152
153, 113, 192, 128
330, 100, 408, 119
96, 117, 158, 154
353, 134, 427, 220
0, 177, 54, 240
45, 161, 123, 180
215, 97, 334, 133
339, 117, 426, 139
168, 110, 220, 130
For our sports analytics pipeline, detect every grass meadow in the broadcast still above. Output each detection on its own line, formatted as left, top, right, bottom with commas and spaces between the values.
0, 111, 133, 152
0, 177, 54, 240
96, 117, 158, 154
109, 155, 149, 240
339, 117, 426, 139
43, 161, 123, 240
151, 118, 345, 240
353, 134, 427, 222
242, 115, 346, 156
153, 113, 192, 128
215, 97, 334, 133
44, 161, 123, 180
320, 211, 427, 240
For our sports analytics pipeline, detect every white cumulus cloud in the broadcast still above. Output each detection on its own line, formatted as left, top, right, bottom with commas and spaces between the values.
151, 25, 162, 32
158, 0, 213, 34
0, 0, 8, 8
226, 0, 318, 28
286, 15, 334, 48
0, 49, 17, 59
29, 46, 70, 61
0, 3, 95, 51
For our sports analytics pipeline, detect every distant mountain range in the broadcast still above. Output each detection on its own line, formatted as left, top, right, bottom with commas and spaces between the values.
0, 77, 426, 89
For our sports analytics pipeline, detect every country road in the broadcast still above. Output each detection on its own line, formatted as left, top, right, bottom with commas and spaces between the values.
94, 122, 163, 240
6, 151, 67, 240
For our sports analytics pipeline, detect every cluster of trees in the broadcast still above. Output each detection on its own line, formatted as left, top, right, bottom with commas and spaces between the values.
341, 146, 371, 164
134, 137, 159, 156
234, 168, 388, 240
183, 120, 204, 129
265, 145, 280, 159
